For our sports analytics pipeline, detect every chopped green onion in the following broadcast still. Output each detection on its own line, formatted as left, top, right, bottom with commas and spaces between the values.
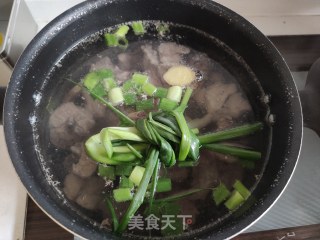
129, 166, 146, 186
224, 190, 245, 211
142, 82, 157, 96
213, 183, 231, 206
115, 25, 130, 38
123, 92, 137, 105
105, 197, 119, 231
156, 178, 172, 193
98, 165, 115, 180
132, 73, 148, 85
198, 122, 263, 144
233, 180, 251, 200
104, 33, 118, 47
83, 73, 98, 90
91, 82, 107, 98
154, 87, 168, 98
113, 188, 133, 202
83, 88, 135, 126
122, 79, 136, 91
203, 143, 261, 161
115, 164, 133, 176
102, 77, 117, 91
131, 21, 145, 35
166, 86, 182, 103
119, 176, 134, 188
136, 99, 154, 111
109, 87, 124, 106
159, 98, 178, 111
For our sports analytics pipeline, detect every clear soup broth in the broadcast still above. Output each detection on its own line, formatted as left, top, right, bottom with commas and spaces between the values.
43, 21, 270, 238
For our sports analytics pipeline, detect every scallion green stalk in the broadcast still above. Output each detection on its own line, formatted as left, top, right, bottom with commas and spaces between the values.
172, 110, 191, 161
153, 188, 211, 203
126, 143, 144, 159
117, 149, 159, 233
85, 88, 135, 126
198, 122, 263, 144
148, 158, 160, 214
105, 197, 119, 231
203, 143, 261, 160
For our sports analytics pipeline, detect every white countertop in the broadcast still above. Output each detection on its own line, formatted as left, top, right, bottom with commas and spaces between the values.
0, 126, 27, 240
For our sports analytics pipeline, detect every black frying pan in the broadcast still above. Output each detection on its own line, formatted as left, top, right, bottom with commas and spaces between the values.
0, 0, 309, 239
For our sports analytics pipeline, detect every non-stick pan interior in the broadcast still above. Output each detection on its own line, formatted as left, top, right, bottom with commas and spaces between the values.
4, 0, 302, 239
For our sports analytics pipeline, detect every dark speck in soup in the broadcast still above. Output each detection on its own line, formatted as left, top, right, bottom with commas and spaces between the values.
44, 21, 270, 238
